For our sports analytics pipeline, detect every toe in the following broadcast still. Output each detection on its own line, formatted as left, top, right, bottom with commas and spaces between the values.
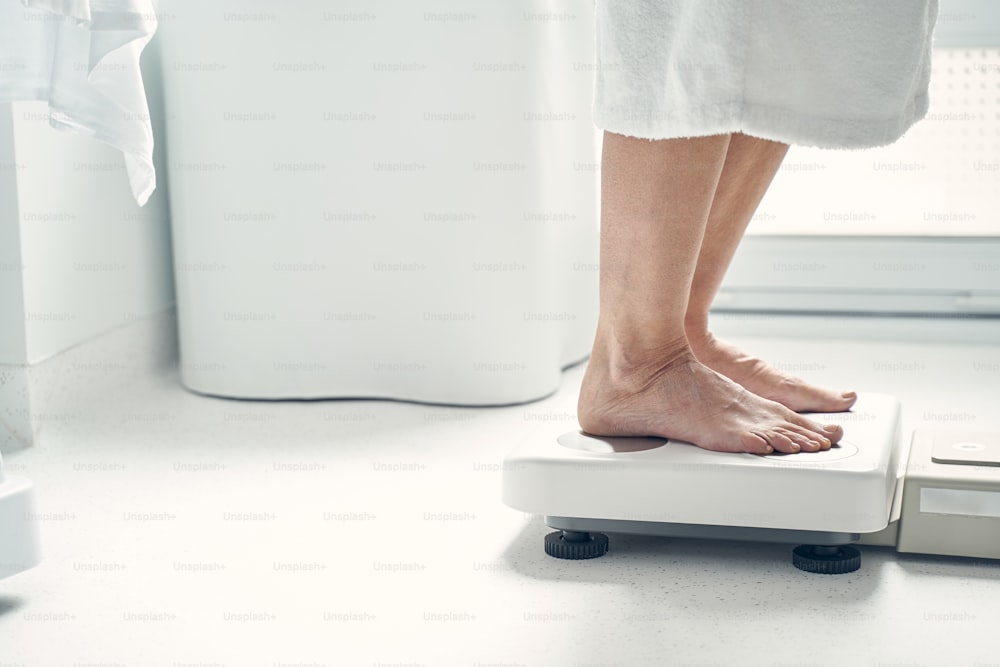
792, 414, 843, 442
785, 424, 831, 450
764, 430, 800, 454
777, 427, 821, 451
740, 431, 774, 455
804, 387, 859, 413
821, 423, 844, 443
839, 391, 858, 409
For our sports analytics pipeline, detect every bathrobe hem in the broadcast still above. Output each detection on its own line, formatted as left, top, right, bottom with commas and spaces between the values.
593, 92, 930, 150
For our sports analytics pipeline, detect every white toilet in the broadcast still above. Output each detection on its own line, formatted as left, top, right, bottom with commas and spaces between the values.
155, 1, 599, 404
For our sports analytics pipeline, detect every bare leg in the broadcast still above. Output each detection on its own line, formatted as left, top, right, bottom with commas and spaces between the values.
578, 132, 842, 454
684, 133, 857, 413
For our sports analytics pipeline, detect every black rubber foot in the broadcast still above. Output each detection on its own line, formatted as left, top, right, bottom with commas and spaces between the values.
544, 530, 609, 560
792, 544, 862, 574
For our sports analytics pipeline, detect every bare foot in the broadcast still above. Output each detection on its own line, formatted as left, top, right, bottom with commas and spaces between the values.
578, 347, 843, 455
687, 330, 857, 414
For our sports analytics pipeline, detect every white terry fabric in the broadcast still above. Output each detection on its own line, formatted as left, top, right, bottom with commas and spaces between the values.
594, 0, 938, 149
0, 0, 158, 204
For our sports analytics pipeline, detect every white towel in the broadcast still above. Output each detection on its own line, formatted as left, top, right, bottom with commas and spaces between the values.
593, 0, 938, 149
0, 0, 158, 204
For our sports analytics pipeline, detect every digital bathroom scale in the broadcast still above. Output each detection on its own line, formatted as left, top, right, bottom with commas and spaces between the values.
502, 393, 1000, 573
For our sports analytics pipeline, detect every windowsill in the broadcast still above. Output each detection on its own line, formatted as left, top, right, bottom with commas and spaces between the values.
708, 310, 1000, 345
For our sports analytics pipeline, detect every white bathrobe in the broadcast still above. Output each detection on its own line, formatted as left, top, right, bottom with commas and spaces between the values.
593, 0, 939, 149
0, 0, 158, 204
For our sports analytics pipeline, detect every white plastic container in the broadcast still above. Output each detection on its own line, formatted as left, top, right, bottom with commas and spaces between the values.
155, 1, 599, 404
0, 454, 41, 580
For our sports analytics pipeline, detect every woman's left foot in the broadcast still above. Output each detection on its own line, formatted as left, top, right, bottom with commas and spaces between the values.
687, 330, 858, 413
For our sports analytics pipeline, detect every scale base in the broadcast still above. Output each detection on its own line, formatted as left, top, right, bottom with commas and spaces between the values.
545, 515, 859, 546
544, 516, 863, 573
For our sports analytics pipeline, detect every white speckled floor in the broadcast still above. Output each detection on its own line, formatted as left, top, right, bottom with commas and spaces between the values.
2, 315, 1000, 667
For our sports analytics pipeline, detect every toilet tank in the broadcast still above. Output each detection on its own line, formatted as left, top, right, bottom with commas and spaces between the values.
155, 1, 600, 404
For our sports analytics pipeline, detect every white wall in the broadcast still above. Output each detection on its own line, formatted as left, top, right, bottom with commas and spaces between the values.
10, 99, 174, 363
0, 103, 27, 363
0, 42, 174, 366
1, 42, 175, 451
934, 0, 1000, 46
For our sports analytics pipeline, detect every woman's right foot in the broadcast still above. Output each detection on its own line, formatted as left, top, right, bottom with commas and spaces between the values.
578, 347, 842, 455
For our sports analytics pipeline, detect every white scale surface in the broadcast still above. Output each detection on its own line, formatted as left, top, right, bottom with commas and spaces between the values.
503, 393, 902, 536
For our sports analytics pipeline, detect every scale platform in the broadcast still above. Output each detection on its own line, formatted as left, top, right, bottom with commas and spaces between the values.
503, 393, 904, 573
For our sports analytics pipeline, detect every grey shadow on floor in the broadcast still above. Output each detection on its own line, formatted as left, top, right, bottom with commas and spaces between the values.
501, 515, 884, 600
0, 595, 27, 619
892, 551, 1000, 581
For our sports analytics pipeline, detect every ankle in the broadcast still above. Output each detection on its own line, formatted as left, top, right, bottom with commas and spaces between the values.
684, 325, 716, 352
683, 312, 711, 337
590, 324, 693, 391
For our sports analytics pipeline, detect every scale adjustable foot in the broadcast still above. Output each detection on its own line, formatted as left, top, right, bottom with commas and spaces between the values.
544, 530, 609, 560
792, 544, 861, 574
